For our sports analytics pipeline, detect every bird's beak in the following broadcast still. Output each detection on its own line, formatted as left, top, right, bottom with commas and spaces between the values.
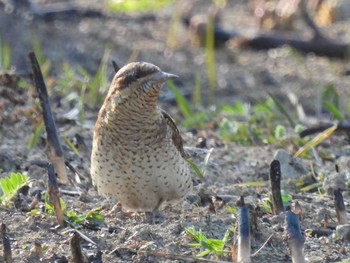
154, 71, 179, 82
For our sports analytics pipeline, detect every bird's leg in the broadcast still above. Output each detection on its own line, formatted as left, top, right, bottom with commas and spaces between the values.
144, 199, 163, 224
145, 211, 156, 224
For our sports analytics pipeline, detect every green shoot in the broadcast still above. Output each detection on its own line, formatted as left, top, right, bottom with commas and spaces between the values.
107, 0, 173, 13
186, 148, 213, 179
32, 39, 51, 78
92, 48, 110, 105
323, 102, 344, 121
205, 15, 216, 101
63, 136, 80, 155
261, 198, 272, 213
168, 80, 191, 118
185, 226, 232, 257
212, 0, 227, 8
274, 125, 287, 141
77, 48, 110, 106
268, 91, 295, 128
281, 193, 293, 207
27, 122, 44, 149
166, 1, 181, 49
299, 182, 323, 193
322, 83, 344, 121
186, 159, 203, 179
193, 72, 202, 106
322, 83, 339, 109
226, 206, 238, 214
0, 173, 29, 206
234, 181, 267, 187
262, 192, 292, 213
0, 35, 11, 70
30, 193, 105, 229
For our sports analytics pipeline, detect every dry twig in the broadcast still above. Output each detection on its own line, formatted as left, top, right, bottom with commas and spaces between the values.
48, 163, 65, 227
28, 52, 69, 184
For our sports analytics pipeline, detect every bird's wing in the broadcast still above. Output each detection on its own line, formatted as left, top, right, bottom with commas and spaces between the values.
161, 109, 187, 158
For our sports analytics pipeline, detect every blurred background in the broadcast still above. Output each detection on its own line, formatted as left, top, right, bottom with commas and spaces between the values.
1, 0, 350, 145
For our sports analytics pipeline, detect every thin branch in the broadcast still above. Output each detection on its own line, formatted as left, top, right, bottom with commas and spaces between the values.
299, 0, 325, 40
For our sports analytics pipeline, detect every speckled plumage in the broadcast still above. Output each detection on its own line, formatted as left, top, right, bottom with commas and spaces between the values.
91, 62, 192, 215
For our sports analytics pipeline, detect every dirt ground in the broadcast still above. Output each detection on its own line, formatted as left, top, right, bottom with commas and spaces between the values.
1, 1, 350, 262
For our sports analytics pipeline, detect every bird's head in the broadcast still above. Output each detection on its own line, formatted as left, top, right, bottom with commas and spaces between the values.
107, 62, 178, 105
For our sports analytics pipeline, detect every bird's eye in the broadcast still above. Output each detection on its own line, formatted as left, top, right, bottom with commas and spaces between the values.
133, 72, 141, 79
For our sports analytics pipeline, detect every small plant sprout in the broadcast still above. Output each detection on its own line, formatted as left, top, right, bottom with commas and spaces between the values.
0, 173, 29, 207
107, 0, 173, 13
0, 35, 11, 71
185, 226, 231, 258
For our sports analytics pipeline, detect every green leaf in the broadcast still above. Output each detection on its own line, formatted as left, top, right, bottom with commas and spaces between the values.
42, 193, 105, 228
205, 15, 216, 100
196, 249, 211, 257
226, 206, 238, 214
27, 122, 44, 149
186, 159, 203, 179
185, 226, 231, 258
268, 91, 295, 128
299, 182, 323, 192
0, 35, 11, 70
168, 80, 191, 118
219, 102, 250, 117
274, 124, 287, 140
0, 173, 29, 206
322, 83, 339, 109
281, 193, 292, 207
323, 102, 344, 121
107, 0, 173, 13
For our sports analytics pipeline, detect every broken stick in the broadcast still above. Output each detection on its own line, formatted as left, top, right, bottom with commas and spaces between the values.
28, 52, 68, 184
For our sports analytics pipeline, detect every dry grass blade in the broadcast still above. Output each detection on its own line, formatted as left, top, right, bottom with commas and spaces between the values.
251, 234, 274, 257
294, 123, 338, 157
202, 147, 214, 177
